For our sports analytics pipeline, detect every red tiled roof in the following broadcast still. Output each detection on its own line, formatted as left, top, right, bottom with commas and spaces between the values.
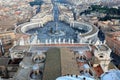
106, 36, 120, 55
85, 51, 92, 59
93, 64, 104, 77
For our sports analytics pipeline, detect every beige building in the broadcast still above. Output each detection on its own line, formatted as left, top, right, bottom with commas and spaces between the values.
93, 44, 111, 72
0, 32, 15, 45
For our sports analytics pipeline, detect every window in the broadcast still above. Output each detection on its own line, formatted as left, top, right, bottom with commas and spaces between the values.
99, 55, 103, 58
99, 53, 104, 58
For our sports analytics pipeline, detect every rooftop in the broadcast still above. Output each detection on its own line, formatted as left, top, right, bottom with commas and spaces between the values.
96, 45, 109, 51
56, 75, 94, 80
101, 69, 120, 80
43, 48, 61, 80
60, 48, 79, 75
0, 58, 10, 66
43, 48, 80, 80
13, 68, 31, 80
93, 64, 104, 77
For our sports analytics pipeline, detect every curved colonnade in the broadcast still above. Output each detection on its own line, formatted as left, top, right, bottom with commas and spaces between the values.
16, 13, 98, 45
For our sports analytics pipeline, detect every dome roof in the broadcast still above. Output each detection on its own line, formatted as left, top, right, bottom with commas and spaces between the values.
56, 75, 94, 80
101, 69, 120, 80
